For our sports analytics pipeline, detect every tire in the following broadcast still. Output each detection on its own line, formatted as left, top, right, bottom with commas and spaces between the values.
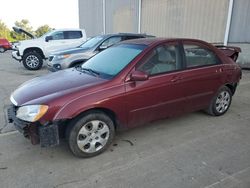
67, 111, 115, 158
206, 86, 232, 116
23, 51, 43, 70
0, 47, 5, 53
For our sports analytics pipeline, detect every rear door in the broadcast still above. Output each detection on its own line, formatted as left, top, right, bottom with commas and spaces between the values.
125, 42, 188, 127
64, 30, 84, 47
180, 40, 226, 111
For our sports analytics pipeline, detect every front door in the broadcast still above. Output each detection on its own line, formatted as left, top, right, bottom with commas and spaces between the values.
125, 42, 187, 127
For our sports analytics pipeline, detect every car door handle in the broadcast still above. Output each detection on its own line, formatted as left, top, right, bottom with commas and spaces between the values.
171, 76, 182, 82
216, 68, 224, 73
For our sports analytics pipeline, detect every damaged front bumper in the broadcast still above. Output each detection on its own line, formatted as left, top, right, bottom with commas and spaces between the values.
7, 105, 59, 147
12, 50, 22, 61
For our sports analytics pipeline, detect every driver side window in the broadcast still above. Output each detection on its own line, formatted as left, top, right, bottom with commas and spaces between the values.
101, 36, 122, 48
137, 44, 180, 75
50, 31, 64, 40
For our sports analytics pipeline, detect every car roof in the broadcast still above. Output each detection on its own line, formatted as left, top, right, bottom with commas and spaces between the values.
92, 33, 155, 38
53, 28, 85, 32
119, 38, 209, 47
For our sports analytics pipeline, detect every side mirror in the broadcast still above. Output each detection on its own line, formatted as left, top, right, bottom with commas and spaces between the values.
99, 45, 108, 51
130, 71, 149, 81
45, 36, 53, 42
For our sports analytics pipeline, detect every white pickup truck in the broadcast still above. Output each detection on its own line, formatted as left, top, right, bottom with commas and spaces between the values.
12, 28, 86, 70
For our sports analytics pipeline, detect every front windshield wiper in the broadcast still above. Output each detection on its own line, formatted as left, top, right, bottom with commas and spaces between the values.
76, 66, 100, 76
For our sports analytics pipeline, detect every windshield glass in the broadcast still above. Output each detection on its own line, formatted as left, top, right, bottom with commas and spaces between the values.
81, 44, 146, 78
80, 36, 105, 49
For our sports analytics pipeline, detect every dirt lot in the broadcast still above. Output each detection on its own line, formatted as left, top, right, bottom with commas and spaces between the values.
0, 51, 250, 188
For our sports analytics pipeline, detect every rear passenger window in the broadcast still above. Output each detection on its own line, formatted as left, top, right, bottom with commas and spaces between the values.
64, 31, 82, 39
183, 44, 219, 68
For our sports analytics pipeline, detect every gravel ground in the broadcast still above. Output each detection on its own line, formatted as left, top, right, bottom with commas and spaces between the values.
0, 51, 250, 188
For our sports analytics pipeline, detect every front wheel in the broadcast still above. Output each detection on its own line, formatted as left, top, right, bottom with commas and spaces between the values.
23, 51, 43, 70
67, 112, 115, 158
206, 86, 232, 116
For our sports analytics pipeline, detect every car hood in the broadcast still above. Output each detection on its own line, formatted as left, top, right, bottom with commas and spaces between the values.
13, 27, 36, 39
11, 68, 107, 106
51, 47, 90, 55
19, 37, 44, 46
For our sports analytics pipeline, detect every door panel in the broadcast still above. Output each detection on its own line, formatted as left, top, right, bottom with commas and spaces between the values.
45, 31, 83, 56
181, 42, 225, 111
180, 66, 224, 111
125, 42, 187, 127
44, 31, 68, 55
125, 73, 187, 127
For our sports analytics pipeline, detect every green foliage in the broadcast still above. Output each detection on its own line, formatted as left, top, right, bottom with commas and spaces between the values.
35, 25, 52, 37
0, 19, 52, 42
0, 20, 12, 41
11, 19, 34, 41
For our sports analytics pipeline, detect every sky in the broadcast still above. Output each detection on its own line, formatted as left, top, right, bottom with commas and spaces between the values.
0, 0, 79, 30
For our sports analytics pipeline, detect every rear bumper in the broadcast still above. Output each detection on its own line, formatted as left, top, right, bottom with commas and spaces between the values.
7, 105, 59, 147
12, 51, 22, 61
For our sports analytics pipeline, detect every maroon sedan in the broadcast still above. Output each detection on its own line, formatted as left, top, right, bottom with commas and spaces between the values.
8, 38, 241, 157
0, 38, 12, 53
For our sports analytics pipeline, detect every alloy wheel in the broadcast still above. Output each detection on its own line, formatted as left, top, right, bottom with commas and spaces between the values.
26, 55, 40, 68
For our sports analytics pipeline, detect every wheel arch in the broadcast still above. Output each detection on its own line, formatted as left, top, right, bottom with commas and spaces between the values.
225, 83, 237, 95
68, 107, 122, 131
23, 47, 45, 59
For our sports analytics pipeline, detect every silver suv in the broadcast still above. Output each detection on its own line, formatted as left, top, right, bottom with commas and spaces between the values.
47, 33, 154, 71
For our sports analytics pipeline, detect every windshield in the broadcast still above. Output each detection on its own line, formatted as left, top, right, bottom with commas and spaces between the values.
81, 44, 146, 78
80, 36, 105, 49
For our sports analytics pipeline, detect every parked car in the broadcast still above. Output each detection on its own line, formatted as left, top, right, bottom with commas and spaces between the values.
0, 38, 12, 53
47, 33, 154, 72
8, 38, 241, 158
12, 28, 86, 70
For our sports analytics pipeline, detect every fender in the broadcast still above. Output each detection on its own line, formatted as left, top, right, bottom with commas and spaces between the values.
53, 83, 128, 127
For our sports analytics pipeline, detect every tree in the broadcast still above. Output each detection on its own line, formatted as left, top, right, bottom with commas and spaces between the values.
10, 19, 34, 41
0, 19, 52, 42
0, 20, 12, 41
35, 25, 52, 37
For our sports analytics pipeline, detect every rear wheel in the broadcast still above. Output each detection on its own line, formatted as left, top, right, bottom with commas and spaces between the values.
23, 51, 43, 70
0, 47, 5, 53
67, 112, 115, 158
206, 86, 232, 116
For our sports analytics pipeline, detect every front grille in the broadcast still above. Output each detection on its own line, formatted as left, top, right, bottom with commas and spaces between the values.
7, 105, 17, 123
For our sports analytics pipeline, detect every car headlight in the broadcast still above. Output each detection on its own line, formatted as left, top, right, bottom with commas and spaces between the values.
56, 54, 70, 60
16, 105, 48, 122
